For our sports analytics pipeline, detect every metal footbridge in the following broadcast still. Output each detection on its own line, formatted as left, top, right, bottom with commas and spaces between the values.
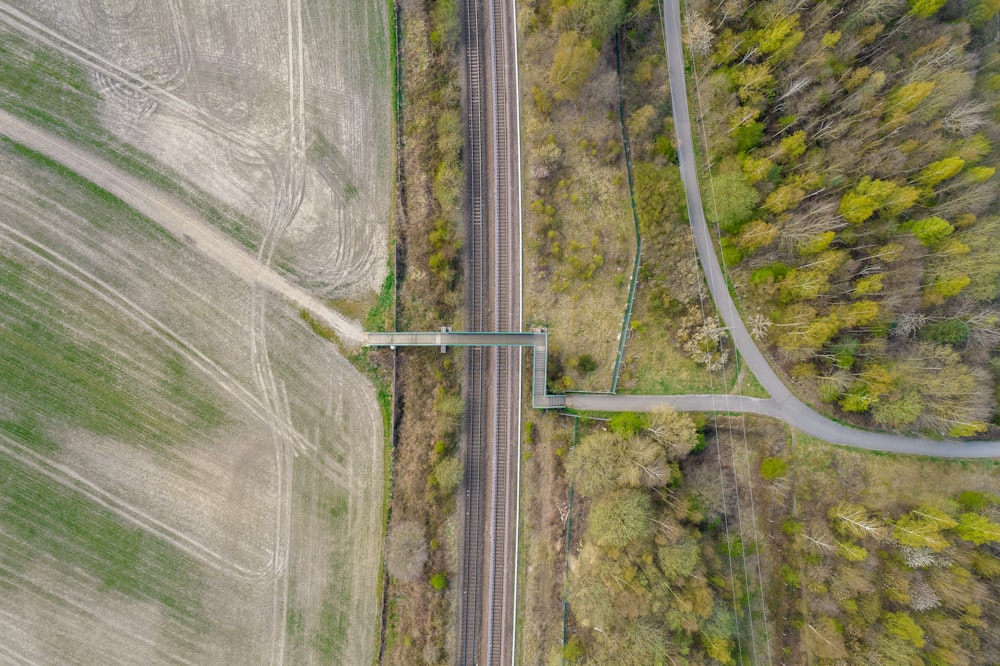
364, 330, 566, 409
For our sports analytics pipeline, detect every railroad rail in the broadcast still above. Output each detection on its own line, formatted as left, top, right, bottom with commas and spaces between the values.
453, 0, 523, 660
458, 0, 491, 661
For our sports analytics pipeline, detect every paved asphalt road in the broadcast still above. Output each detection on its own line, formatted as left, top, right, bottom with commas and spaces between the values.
569, 1, 1000, 459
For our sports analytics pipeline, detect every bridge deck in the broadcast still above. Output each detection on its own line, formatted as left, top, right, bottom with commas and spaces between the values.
364, 330, 566, 408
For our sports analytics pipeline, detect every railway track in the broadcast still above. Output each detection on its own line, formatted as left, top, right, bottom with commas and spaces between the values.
485, 0, 518, 664
458, 0, 488, 662
459, 0, 521, 663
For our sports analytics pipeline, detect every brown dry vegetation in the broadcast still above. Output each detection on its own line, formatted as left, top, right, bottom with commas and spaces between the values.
381, 1, 466, 664
614, 5, 762, 398
513, 402, 576, 665
517, 0, 636, 391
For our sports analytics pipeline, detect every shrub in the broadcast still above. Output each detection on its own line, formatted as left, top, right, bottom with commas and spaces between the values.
609, 412, 648, 437
432, 456, 462, 494
577, 354, 598, 374
760, 457, 789, 481
430, 573, 447, 590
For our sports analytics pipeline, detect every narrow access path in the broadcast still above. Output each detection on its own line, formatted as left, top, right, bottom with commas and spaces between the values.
0, 110, 364, 345
613, 0, 1000, 459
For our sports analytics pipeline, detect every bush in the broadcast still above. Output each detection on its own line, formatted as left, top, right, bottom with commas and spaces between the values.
733, 121, 765, 153
432, 456, 462, 494
609, 412, 648, 437
709, 170, 760, 233
749, 262, 790, 285
430, 573, 447, 590
577, 354, 598, 374
563, 635, 585, 662
760, 457, 789, 481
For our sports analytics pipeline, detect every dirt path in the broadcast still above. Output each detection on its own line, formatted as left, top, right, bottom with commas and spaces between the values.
0, 109, 364, 345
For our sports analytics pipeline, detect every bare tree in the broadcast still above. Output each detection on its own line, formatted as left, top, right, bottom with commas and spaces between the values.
747, 312, 772, 342
942, 101, 992, 136
683, 12, 715, 58
891, 311, 927, 339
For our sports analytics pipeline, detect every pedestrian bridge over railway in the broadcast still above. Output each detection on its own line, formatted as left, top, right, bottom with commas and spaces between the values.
363, 330, 566, 408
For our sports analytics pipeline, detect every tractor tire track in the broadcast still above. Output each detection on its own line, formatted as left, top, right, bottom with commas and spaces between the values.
0, 1, 267, 155
0, 110, 364, 344
0, 221, 340, 472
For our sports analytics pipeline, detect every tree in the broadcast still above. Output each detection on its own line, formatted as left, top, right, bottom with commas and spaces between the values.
954, 513, 1000, 545
586, 489, 653, 548
549, 31, 598, 100
829, 502, 886, 540
871, 390, 923, 428
710, 170, 760, 232
934, 216, 1000, 301
884, 612, 925, 649
763, 183, 806, 215
854, 274, 884, 296
837, 540, 869, 561
908, 0, 946, 17
568, 0, 627, 43
566, 431, 626, 497
887, 80, 936, 114
839, 185, 880, 224
700, 605, 736, 665
776, 130, 807, 162
839, 176, 920, 224
926, 274, 970, 301
658, 535, 700, 581
906, 216, 954, 246
803, 617, 847, 661
892, 508, 955, 551
386, 520, 428, 582
683, 12, 715, 57
915, 156, 965, 189
732, 63, 776, 104
736, 219, 778, 252
645, 407, 698, 459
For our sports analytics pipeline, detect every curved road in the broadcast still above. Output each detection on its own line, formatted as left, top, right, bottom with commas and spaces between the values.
576, 1, 1000, 458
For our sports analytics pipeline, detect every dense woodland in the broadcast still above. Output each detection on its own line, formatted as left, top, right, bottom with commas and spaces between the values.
387, 0, 1000, 664
564, 410, 750, 665
685, 0, 1000, 436
513, 0, 1000, 665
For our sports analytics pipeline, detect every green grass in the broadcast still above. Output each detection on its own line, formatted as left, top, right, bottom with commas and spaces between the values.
313, 597, 349, 661
365, 267, 395, 332
300, 309, 342, 343
625, 341, 724, 395
0, 450, 205, 622
2, 138, 180, 246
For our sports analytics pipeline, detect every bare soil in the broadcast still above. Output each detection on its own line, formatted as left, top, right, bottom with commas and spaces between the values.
0, 0, 391, 661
